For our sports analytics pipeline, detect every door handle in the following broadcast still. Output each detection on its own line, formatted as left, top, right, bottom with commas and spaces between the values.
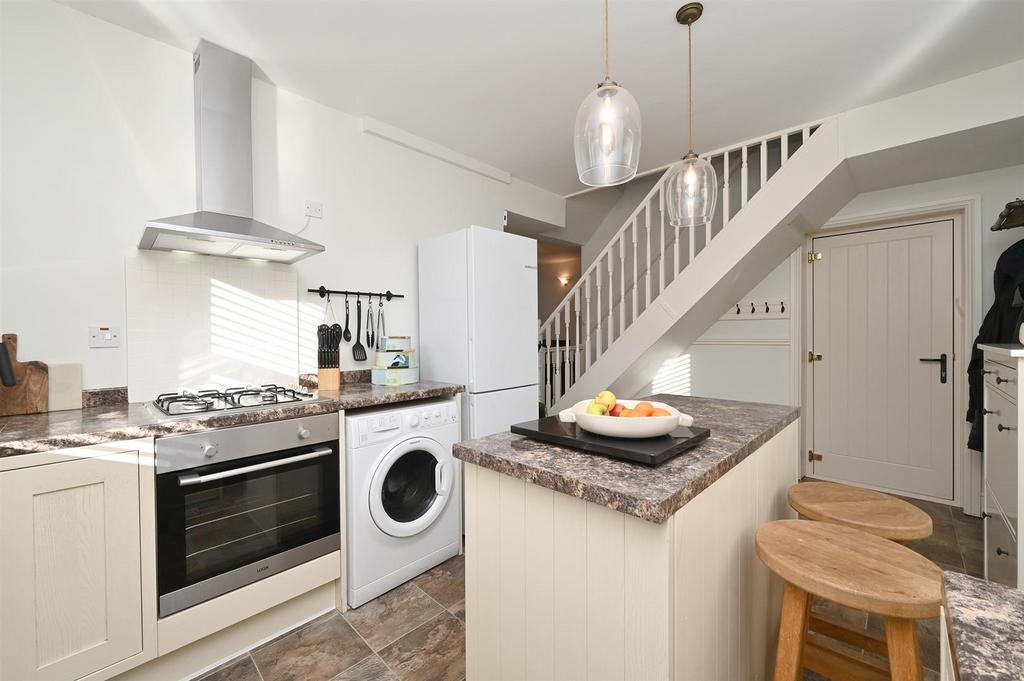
919, 353, 947, 384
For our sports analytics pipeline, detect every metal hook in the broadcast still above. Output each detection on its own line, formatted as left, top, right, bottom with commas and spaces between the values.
765, 301, 770, 313
736, 304, 741, 315
780, 301, 785, 314
750, 302, 756, 314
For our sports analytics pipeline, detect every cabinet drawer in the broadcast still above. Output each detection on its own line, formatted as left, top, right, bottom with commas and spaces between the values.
986, 510, 1018, 588
984, 387, 1018, 525
984, 359, 1018, 399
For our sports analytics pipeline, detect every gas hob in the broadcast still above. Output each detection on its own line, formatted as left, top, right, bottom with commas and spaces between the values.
152, 384, 316, 416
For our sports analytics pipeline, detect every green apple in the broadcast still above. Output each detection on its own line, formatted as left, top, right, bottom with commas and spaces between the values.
595, 390, 616, 409
586, 400, 608, 416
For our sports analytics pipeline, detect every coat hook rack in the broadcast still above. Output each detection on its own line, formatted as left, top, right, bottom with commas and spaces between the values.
307, 286, 405, 301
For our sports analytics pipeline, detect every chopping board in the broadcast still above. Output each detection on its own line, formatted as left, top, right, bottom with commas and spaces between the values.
0, 334, 49, 416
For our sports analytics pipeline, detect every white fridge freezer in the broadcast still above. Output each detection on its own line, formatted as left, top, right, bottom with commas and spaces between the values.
419, 226, 538, 440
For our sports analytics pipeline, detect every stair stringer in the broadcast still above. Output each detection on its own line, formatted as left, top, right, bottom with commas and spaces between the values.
552, 119, 857, 412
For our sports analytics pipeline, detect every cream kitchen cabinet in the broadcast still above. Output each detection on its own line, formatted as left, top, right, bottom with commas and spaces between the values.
0, 440, 156, 681
980, 344, 1024, 588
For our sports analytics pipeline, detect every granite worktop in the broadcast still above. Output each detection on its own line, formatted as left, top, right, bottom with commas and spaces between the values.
943, 571, 1024, 680
454, 394, 799, 523
0, 380, 463, 458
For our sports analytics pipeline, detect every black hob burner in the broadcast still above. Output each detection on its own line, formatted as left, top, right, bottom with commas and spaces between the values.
152, 384, 315, 416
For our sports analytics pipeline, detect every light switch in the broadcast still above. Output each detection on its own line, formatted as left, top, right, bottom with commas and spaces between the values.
89, 325, 121, 348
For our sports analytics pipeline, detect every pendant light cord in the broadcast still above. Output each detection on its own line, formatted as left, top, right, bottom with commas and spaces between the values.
604, 0, 610, 80
687, 21, 693, 152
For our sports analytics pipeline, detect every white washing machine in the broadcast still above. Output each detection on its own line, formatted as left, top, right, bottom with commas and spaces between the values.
345, 398, 461, 607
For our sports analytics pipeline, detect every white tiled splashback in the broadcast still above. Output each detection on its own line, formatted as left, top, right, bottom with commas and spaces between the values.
125, 251, 299, 402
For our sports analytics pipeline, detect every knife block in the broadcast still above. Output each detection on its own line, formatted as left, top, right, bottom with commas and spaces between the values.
317, 368, 340, 391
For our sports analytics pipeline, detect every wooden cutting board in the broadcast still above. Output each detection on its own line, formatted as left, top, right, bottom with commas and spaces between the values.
0, 334, 49, 416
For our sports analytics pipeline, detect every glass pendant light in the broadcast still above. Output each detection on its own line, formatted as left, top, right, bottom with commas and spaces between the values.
665, 3, 717, 228
574, 0, 641, 187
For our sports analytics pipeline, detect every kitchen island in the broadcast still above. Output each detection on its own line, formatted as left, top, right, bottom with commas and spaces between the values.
453, 394, 799, 681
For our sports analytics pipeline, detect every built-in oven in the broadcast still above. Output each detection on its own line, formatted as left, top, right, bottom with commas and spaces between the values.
155, 412, 340, 617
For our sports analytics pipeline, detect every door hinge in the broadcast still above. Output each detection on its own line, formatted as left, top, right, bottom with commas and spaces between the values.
808, 450, 823, 462
808, 352, 823, 362
807, 251, 822, 263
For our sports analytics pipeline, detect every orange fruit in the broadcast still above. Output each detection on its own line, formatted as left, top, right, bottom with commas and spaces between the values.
650, 408, 671, 417
620, 409, 643, 417
633, 401, 654, 416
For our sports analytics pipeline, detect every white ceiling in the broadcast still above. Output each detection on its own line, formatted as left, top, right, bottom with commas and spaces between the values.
62, 0, 1024, 196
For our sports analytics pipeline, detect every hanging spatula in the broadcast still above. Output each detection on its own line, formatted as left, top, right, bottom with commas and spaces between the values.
352, 296, 367, 362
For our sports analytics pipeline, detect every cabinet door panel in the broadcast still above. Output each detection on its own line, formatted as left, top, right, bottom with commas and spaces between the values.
986, 510, 1018, 588
1, 452, 142, 681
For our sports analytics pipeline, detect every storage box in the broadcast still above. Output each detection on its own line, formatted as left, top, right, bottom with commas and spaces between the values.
371, 367, 420, 386
381, 336, 412, 352
374, 350, 417, 370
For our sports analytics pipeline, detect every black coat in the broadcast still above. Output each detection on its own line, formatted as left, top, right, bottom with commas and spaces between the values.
967, 238, 1024, 451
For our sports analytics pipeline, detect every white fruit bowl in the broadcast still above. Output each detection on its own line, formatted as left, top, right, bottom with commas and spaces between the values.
559, 400, 694, 439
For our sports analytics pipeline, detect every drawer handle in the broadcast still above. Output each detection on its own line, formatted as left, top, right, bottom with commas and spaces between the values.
983, 512, 993, 519
984, 370, 995, 375
998, 424, 1015, 432
984, 409, 996, 415
997, 547, 1010, 557
997, 376, 1014, 384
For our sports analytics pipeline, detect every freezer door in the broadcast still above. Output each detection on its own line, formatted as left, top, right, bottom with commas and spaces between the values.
468, 227, 538, 393
466, 386, 538, 440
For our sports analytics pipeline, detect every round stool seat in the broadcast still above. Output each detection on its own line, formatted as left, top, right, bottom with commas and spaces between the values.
756, 520, 941, 620
788, 481, 932, 541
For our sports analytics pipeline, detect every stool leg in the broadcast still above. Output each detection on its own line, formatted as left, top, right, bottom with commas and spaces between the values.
773, 582, 810, 681
885, 617, 923, 681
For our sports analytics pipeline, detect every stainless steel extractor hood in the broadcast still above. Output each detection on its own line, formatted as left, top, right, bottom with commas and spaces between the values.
140, 40, 324, 263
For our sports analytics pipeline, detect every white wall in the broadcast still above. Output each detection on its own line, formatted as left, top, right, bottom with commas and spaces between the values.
250, 79, 564, 373
0, 0, 194, 389
0, 0, 565, 388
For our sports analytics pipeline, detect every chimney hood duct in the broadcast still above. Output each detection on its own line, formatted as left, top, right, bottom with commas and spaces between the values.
140, 40, 324, 263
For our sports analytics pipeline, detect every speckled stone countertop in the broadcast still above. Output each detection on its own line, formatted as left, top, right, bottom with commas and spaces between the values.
454, 394, 798, 523
0, 381, 463, 457
943, 571, 1024, 680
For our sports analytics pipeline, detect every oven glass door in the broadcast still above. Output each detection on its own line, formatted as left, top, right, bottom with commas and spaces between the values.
157, 445, 339, 615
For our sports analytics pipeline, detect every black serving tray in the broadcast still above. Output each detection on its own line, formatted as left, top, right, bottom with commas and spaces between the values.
510, 416, 711, 466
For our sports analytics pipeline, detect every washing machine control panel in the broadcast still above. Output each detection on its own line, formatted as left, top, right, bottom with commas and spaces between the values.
353, 401, 458, 447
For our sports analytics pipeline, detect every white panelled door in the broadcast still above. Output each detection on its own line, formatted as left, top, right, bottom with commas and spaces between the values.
811, 219, 955, 499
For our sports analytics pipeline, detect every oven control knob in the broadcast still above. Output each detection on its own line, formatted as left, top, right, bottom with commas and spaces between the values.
408, 414, 420, 428
432, 408, 441, 419
201, 443, 218, 459
297, 426, 311, 440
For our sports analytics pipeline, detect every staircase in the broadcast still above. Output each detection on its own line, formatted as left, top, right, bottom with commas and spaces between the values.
540, 117, 857, 413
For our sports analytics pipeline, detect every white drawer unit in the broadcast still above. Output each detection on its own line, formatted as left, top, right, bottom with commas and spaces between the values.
980, 345, 1024, 589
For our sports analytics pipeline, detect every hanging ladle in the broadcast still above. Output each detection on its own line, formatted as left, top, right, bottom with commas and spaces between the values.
342, 293, 352, 343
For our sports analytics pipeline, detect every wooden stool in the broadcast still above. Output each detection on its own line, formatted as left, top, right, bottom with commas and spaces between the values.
788, 481, 932, 542
756, 520, 942, 681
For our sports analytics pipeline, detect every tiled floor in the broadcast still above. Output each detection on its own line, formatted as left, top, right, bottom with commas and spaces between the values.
195, 494, 983, 681
195, 555, 465, 681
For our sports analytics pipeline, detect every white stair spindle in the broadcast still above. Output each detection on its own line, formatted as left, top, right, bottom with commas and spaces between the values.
607, 252, 614, 347
659, 189, 667, 289
741, 145, 748, 207
585, 277, 592, 367
760, 140, 767, 193
802, 126, 810, 147
722, 150, 731, 226
781, 133, 789, 163
553, 314, 560, 401
630, 222, 638, 326
595, 262, 603, 355
618, 237, 626, 336
544, 324, 551, 406
645, 204, 652, 306
574, 289, 581, 380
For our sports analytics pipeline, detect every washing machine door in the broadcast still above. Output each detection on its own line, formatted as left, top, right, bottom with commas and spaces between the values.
368, 436, 453, 538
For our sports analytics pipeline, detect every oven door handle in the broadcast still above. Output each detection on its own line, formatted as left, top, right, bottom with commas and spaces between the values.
177, 447, 334, 487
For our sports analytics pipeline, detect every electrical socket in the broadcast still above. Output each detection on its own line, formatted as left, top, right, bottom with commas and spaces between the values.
305, 200, 323, 219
